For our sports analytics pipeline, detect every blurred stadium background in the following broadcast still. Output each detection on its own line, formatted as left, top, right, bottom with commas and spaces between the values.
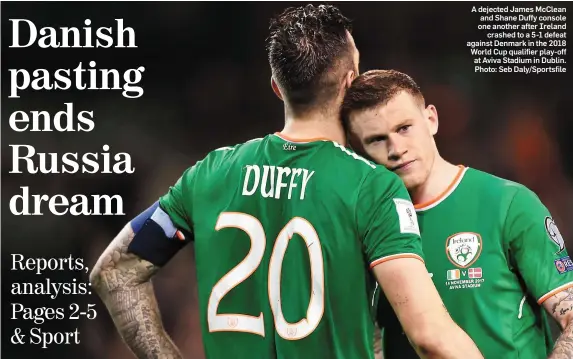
2, 2, 571, 358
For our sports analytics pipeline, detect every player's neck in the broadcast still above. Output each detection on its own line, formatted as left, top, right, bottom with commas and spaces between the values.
410, 156, 462, 207
280, 111, 346, 145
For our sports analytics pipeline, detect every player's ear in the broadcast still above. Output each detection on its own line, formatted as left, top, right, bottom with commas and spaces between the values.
271, 77, 283, 101
339, 70, 356, 101
426, 104, 439, 136
344, 69, 356, 89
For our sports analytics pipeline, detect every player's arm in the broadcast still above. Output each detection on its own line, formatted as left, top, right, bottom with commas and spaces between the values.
359, 169, 483, 359
372, 258, 481, 358
505, 187, 573, 359
544, 288, 573, 359
90, 220, 183, 359
90, 168, 195, 359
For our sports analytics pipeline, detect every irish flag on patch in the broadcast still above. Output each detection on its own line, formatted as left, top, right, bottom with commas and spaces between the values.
469, 268, 482, 278
447, 269, 460, 280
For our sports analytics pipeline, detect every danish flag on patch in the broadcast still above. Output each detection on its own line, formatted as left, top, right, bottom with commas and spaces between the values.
468, 267, 482, 278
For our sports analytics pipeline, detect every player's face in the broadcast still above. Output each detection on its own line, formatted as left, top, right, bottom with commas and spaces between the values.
348, 91, 439, 190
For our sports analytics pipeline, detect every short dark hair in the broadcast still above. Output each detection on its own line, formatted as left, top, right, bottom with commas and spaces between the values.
267, 4, 353, 114
341, 69, 425, 129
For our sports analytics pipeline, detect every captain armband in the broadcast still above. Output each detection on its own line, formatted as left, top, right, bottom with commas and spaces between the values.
127, 201, 191, 266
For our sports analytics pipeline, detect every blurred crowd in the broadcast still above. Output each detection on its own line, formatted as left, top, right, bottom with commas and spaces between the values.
2, 2, 571, 358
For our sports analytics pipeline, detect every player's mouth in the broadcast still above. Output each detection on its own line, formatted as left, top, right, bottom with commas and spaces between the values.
390, 160, 415, 172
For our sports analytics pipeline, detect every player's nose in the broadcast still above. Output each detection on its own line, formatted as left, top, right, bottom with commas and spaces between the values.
387, 143, 407, 161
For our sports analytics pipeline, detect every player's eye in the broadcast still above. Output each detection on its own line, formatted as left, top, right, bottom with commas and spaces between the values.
367, 135, 386, 144
397, 125, 411, 133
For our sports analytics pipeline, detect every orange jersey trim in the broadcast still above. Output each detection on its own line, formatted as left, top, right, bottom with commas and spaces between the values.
538, 281, 573, 304
414, 165, 465, 210
369, 253, 424, 269
274, 132, 331, 143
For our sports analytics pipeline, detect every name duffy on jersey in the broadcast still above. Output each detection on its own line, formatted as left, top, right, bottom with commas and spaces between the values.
242, 165, 314, 200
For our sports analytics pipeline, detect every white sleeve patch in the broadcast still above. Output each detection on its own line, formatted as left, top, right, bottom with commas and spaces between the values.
393, 198, 420, 236
546, 216, 565, 254
150, 207, 177, 238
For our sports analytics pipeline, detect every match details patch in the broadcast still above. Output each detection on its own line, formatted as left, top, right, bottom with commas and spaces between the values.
554, 256, 573, 274
393, 198, 420, 236
445, 267, 485, 291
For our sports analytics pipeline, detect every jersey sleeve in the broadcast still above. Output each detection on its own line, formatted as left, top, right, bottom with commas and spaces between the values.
356, 167, 424, 268
159, 165, 196, 237
505, 186, 573, 304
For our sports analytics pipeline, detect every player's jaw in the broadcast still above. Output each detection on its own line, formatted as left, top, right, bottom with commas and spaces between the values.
388, 144, 435, 192
389, 159, 416, 173
390, 158, 429, 190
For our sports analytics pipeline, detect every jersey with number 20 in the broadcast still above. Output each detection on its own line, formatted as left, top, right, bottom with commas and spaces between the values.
159, 133, 423, 359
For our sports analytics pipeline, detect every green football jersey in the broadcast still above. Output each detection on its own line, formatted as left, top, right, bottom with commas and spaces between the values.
379, 166, 573, 359
159, 133, 424, 359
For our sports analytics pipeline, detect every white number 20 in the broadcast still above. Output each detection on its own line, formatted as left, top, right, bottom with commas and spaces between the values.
207, 212, 324, 340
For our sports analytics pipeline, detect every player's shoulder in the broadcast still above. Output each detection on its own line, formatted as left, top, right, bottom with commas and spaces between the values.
323, 141, 378, 170
465, 167, 536, 199
324, 141, 403, 186
195, 136, 267, 169
324, 143, 408, 200
210, 136, 265, 157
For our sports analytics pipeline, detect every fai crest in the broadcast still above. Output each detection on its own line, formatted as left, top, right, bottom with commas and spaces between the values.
446, 232, 482, 268
546, 217, 565, 254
